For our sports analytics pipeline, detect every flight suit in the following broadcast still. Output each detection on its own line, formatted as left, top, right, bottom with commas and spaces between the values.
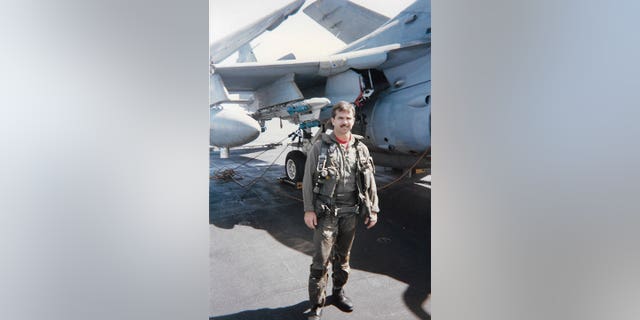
302, 132, 379, 308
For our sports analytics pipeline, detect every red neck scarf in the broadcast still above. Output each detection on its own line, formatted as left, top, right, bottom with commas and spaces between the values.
336, 135, 350, 149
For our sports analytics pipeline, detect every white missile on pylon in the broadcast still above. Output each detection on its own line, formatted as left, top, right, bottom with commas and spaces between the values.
252, 97, 331, 127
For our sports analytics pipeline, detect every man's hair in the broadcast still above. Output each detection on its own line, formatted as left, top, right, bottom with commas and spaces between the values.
331, 101, 356, 118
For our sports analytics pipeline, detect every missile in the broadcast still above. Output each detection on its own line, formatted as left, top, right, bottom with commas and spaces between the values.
252, 97, 331, 122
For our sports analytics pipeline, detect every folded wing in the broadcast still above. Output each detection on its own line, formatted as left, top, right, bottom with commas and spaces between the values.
303, 0, 389, 44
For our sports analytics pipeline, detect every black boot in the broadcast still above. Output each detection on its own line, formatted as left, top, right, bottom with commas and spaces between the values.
332, 288, 354, 312
308, 305, 322, 320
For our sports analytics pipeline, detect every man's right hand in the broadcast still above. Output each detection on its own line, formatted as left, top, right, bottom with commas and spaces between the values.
304, 211, 317, 229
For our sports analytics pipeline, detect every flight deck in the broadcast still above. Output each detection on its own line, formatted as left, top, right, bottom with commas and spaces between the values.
209, 143, 430, 319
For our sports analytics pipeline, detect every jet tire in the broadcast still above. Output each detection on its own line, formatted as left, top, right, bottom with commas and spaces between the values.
285, 150, 306, 182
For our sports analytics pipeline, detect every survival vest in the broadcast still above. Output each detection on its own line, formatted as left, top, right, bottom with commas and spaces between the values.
313, 135, 376, 217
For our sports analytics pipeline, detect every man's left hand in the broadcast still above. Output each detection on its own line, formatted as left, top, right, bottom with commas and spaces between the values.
364, 212, 378, 229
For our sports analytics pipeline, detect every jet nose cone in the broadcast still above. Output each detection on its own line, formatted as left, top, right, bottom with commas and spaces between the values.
210, 107, 261, 147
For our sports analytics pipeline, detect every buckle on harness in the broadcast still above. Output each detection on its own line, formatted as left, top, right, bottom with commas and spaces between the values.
317, 154, 327, 172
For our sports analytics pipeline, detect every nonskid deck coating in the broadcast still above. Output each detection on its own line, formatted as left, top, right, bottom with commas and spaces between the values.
210, 144, 430, 319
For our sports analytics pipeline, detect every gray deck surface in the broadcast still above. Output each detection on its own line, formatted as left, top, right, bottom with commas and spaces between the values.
210, 143, 430, 319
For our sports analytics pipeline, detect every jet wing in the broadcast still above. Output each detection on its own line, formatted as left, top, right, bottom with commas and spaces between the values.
210, 0, 305, 64
214, 60, 320, 92
212, 41, 428, 108
303, 0, 389, 44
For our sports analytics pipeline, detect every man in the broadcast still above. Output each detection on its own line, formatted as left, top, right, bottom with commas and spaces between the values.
302, 101, 379, 320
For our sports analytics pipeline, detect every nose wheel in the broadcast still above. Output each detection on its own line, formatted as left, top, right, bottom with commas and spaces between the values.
285, 150, 306, 182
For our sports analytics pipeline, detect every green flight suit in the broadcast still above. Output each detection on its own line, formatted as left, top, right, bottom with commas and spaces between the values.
302, 132, 379, 307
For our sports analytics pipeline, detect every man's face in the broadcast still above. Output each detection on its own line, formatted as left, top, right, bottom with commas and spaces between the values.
331, 109, 354, 137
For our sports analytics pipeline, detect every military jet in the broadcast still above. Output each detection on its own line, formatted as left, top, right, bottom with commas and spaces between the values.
211, 0, 431, 180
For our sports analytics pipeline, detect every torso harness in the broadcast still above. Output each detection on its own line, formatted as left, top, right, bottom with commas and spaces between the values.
312, 137, 376, 217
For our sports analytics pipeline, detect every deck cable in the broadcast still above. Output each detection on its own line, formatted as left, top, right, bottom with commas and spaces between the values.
234, 142, 293, 199
230, 135, 292, 171
378, 147, 431, 192
210, 134, 292, 183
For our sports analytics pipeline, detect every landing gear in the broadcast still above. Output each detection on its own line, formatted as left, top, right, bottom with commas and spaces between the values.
285, 150, 306, 182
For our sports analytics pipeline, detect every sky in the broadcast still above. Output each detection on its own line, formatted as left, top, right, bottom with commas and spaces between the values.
209, 0, 416, 63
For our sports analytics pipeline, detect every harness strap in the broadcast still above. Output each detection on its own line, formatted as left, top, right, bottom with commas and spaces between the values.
314, 136, 370, 216
320, 141, 330, 162
335, 205, 359, 214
